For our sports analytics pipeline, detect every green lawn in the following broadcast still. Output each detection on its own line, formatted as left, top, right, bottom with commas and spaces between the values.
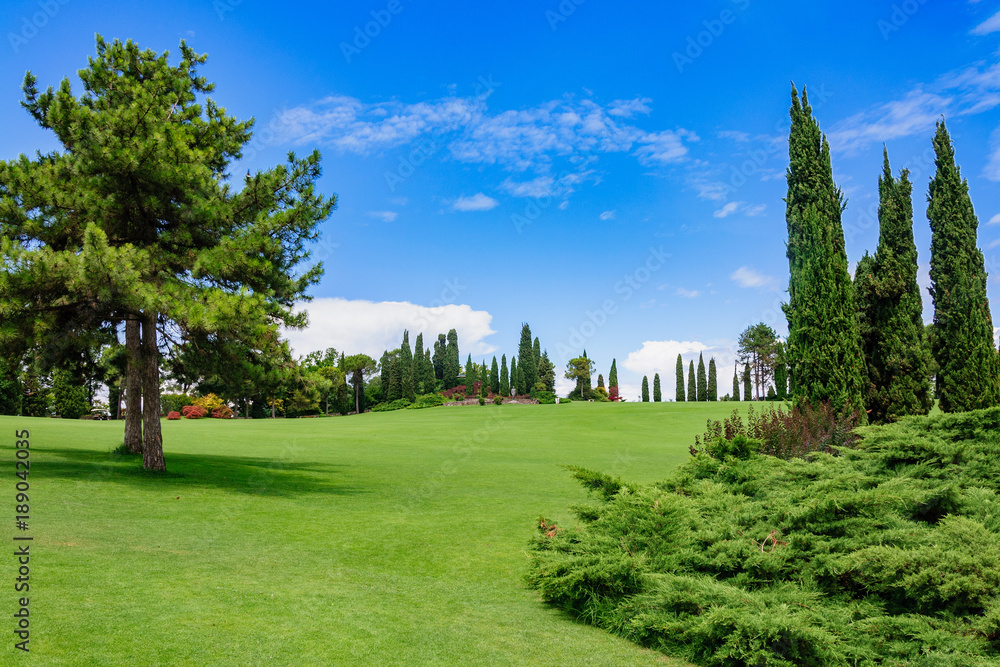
0, 401, 755, 665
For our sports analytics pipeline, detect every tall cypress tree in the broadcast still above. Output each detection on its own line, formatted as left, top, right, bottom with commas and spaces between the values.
490, 356, 500, 394
533, 337, 541, 374
652, 373, 661, 402
641, 376, 650, 402
433, 334, 446, 381
743, 363, 752, 402
687, 361, 696, 402
855, 150, 932, 421
444, 329, 459, 389
400, 330, 415, 402
609, 359, 618, 391
675, 354, 685, 402
465, 353, 477, 390
499, 354, 509, 397
928, 121, 1000, 412
597, 374, 605, 389
707, 358, 717, 401
517, 324, 537, 391
510, 357, 518, 396
733, 364, 741, 401
783, 85, 867, 417
697, 353, 707, 402
414, 333, 425, 393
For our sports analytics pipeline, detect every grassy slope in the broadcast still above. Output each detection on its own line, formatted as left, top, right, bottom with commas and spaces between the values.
0, 401, 750, 665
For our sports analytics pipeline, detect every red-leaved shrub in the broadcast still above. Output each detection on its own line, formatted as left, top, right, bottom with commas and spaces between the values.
166, 411, 181, 420
181, 405, 207, 419
212, 405, 234, 419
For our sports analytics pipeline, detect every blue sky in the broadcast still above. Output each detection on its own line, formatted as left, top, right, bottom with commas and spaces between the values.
4, 0, 1000, 399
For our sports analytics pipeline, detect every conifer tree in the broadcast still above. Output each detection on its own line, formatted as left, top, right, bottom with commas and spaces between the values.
675, 354, 685, 402
516, 364, 526, 396
433, 334, 446, 381
465, 353, 477, 391
499, 354, 509, 397
641, 376, 650, 402
687, 361, 696, 402
773, 342, 788, 400
400, 330, 415, 402
510, 357, 518, 396
490, 356, 500, 394
653, 373, 661, 402
855, 150, 932, 421
928, 121, 1000, 412
538, 351, 555, 392
414, 333, 425, 393
732, 364, 741, 401
707, 359, 717, 401
518, 324, 537, 390
743, 363, 752, 402
782, 85, 867, 417
697, 353, 707, 402
609, 359, 618, 390
533, 336, 541, 370
444, 329, 460, 389
597, 374, 605, 389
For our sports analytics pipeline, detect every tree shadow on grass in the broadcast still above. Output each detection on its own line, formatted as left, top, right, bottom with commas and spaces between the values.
35, 447, 366, 498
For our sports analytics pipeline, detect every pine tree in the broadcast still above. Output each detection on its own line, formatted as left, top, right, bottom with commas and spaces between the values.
490, 356, 500, 394
743, 363, 752, 402
687, 361, 696, 402
697, 353, 707, 402
733, 364, 741, 402
928, 121, 1000, 412
707, 358, 717, 402
675, 354, 685, 402
641, 376, 650, 402
653, 373, 662, 402
782, 85, 867, 417
499, 354, 510, 397
518, 324, 537, 391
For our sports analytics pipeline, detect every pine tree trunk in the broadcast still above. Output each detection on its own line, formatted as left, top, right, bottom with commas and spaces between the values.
141, 311, 165, 472
124, 316, 143, 453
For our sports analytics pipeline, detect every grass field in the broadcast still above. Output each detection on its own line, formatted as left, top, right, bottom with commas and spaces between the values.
0, 401, 757, 665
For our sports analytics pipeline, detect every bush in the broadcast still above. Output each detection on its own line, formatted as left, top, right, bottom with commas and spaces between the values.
478, 396, 486, 405
181, 405, 207, 419
371, 398, 412, 412
559, 397, 572, 404
527, 406, 1000, 665
408, 393, 445, 410
160, 393, 194, 416
193, 393, 225, 412
493, 395, 504, 405
535, 391, 556, 405
166, 411, 181, 420
212, 405, 234, 419
453, 393, 466, 402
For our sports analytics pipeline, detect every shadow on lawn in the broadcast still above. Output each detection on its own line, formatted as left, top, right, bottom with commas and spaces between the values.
36, 447, 365, 498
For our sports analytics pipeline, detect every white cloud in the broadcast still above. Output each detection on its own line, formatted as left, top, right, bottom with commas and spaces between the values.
624, 340, 739, 400
988, 213, 1000, 225
599, 210, 616, 221
452, 193, 498, 212
282, 298, 497, 359
366, 210, 397, 222
275, 94, 696, 176
714, 201, 742, 218
717, 130, 751, 142
731, 266, 780, 291
972, 9, 1000, 34
675, 287, 702, 298
745, 204, 767, 216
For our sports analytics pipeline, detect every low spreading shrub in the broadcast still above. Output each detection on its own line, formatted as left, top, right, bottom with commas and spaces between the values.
166, 411, 181, 420
535, 391, 556, 405
408, 393, 445, 410
181, 405, 207, 419
559, 397, 572, 404
193, 393, 225, 412
371, 398, 412, 412
160, 393, 193, 416
527, 406, 1000, 665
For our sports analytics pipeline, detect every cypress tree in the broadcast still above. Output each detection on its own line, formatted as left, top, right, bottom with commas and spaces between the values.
641, 376, 650, 402
743, 363, 752, 402
400, 330, 415, 401
697, 353, 707, 402
414, 333, 425, 393
433, 334, 446, 381
499, 355, 509, 397
510, 357, 518, 396
675, 354, 685, 402
782, 85, 867, 417
687, 361, 696, 402
597, 374, 605, 389
707, 358, 717, 401
465, 353, 477, 391
516, 364, 526, 396
652, 373, 661, 402
732, 364, 741, 401
854, 150, 933, 422
518, 324, 537, 391
609, 359, 618, 391
538, 351, 555, 392
533, 336, 541, 371
444, 329, 459, 389
490, 356, 499, 394
388, 355, 402, 402
928, 121, 1000, 412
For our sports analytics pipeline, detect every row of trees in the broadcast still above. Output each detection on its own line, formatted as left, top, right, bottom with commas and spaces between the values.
784, 86, 998, 421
